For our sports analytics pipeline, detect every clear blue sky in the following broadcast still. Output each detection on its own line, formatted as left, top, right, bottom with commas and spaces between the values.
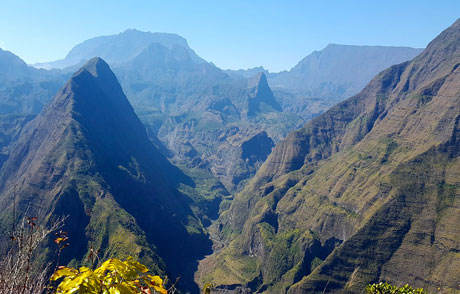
0, 0, 459, 72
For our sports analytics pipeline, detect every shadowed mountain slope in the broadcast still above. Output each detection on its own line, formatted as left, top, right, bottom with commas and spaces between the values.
0, 58, 216, 293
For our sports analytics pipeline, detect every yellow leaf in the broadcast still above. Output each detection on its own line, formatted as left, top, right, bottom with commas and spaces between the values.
53, 257, 163, 294
147, 275, 163, 287
153, 285, 167, 294
57, 270, 94, 293
109, 288, 121, 294
203, 283, 214, 294
126, 256, 149, 273
94, 258, 114, 277
79, 266, 91, 273
50, 267, 78, 281
115, 283, 136, 294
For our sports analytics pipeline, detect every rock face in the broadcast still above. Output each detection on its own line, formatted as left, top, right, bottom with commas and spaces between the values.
200, 19, 460, 293
241, 132, 274, 166
0, 58, 216, 292
208, 131, 275, 192
247, 73, 281, 117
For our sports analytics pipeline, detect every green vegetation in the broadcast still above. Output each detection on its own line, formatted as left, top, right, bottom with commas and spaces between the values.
200, 18, 460, 294
51, 257, 168, 294
365, 282, 426, 294
0, 214, 447, 294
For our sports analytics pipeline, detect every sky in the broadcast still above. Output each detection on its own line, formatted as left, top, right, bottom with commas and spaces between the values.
0, 1, 459, 72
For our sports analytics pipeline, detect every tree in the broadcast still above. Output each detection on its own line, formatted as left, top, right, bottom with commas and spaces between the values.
0, 216, 65, 294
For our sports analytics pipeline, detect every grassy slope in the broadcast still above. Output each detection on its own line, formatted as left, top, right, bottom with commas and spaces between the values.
198, 19, 460, 293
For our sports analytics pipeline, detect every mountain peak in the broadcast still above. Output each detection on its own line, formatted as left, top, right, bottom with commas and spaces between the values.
68, 56, 123, 103
247, 72, 281, 116
268, 43, 423, 98
78, 57, 111, 78
45, 56, 130, 123
0, 48, 40, 85
0, 52, 208, 284
247, 72, 268, 89
34, 30, 201, 69
0, 48, 29, 71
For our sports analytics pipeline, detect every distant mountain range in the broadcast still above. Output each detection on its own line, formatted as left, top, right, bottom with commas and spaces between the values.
33, 29, 205, 70
0, 26, 439, 294
0, 30, 419, 193
33, 33, 423, 121
200, 18, 460, 294
0, 48, 66, 114
270, 44, 423, 96
226, 44, 423, 120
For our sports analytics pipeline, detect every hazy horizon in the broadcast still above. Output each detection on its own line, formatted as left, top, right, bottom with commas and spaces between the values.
1, 0, 459, 71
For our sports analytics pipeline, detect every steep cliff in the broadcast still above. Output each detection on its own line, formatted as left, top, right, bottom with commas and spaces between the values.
199, 18, 460, 294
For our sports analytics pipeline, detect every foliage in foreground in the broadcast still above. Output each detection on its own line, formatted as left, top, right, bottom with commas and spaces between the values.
0, 216, 65, 294
51, 257, 170, 294
366, 282, 427, 294
0, 216, 432, 294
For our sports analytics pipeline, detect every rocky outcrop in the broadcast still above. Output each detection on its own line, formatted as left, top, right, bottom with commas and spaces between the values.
247, 73, 281, 117
210, 131, 275, 192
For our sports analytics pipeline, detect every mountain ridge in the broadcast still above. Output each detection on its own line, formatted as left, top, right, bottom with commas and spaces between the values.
198, 18, 460, 293
34, 29, 205, 70
268, 44, 423, 96
0, 57, 218, 293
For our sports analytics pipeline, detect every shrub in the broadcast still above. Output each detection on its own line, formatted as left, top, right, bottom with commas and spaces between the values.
50, 257, 170, 294
0, 216, 65, 294
366, 282, 426, 294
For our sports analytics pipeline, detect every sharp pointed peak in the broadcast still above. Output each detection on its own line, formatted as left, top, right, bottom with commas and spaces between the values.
254, 71, 267, 79
50, 56, 125, 112
77, 57, 111, 77
247, 72, 268, 89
